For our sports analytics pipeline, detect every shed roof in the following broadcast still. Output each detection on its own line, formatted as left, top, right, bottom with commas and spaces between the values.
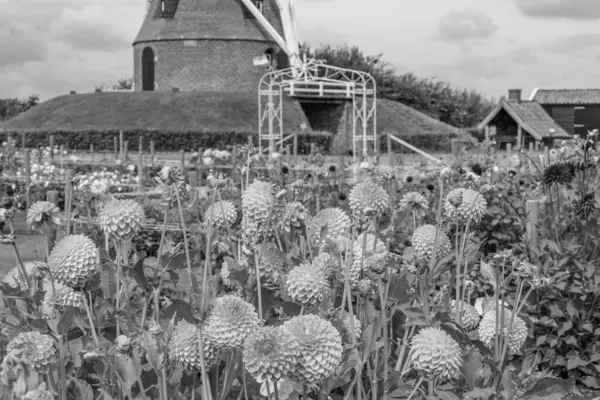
477, 99, 570, 140
530, 88, 600, 105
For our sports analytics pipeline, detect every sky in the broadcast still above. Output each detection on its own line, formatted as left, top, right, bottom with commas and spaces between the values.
1, 0, 600, 102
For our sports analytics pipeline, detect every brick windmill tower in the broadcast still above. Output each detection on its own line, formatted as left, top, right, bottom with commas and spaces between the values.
132, 0, 292, 92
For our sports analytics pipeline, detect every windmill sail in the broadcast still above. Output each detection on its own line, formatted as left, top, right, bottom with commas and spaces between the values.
276, 0, 301, 70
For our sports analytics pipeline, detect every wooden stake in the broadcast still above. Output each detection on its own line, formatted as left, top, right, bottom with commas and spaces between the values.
179, 150, 185, 173
90, 144, 95, 163
23, 149, 31, 208
138, 151, 144, 193
119, 130, 124, 159
150, 140, 155, 163
114, 137, 118, 160
526, 199, 543, 249
124, 140, 129, 161
49, 135, 55, 160
451, 138, 459, 166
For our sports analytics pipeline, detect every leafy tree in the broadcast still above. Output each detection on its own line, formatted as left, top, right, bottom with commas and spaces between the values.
301, 43, 493, 128
0, 95, 39, 122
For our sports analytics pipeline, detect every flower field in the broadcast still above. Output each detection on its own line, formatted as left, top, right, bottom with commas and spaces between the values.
0, 134, 598, 400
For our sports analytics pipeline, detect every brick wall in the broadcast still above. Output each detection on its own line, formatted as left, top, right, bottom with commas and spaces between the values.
133, 39, 279, 92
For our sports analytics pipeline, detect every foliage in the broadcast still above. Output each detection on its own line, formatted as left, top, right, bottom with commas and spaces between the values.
0, 130, 333, 154
301, 43, 495, 128
1, 136, 599, 399
0, 95, 39, 122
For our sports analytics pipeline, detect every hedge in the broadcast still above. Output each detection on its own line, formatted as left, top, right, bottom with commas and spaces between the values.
0, 130, 333, 155
1, 130, 457, 155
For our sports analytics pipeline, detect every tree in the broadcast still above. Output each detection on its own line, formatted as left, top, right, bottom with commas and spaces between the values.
94, 75, 133, 92
301, 43, 493, 128
0, 95, 39, 121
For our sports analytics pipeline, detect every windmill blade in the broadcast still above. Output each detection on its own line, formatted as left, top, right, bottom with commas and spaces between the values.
276, 0, 301, 70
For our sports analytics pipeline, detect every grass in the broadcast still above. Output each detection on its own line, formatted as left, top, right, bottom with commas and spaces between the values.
2, 91, 309, 133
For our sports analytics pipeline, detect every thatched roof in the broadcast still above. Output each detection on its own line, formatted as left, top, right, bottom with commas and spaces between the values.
134, 0, 284, 44
2, 91, 459, 140
2, 91, 308, 133
377, 99, 458, 136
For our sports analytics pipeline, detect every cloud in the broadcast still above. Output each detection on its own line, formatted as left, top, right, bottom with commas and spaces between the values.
435, 9, 497, 43
542, 33, 600, 53
49, 4, 135, 51
515, 0, 600, 20
0, 22, 47, 67
298, 26, 350, 47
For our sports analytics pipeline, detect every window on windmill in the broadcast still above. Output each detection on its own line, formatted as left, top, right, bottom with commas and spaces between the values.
265, 49, 276, 69
253, 0, 264, 13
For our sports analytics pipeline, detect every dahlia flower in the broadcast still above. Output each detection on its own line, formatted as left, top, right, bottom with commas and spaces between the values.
411, 225, 452, 263
204, 295, 260, 350
409, 327, 462, 381
97, 199, 146, 240
48, 234, 98, 288
243, 326, 300, 383
283, 315, 343, 384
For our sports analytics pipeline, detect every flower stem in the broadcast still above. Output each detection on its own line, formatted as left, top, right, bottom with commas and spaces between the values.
174, 187, 195, 307
406, 377, 424, 400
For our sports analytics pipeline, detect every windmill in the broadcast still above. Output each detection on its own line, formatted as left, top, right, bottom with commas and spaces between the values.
239, 0, 302, 75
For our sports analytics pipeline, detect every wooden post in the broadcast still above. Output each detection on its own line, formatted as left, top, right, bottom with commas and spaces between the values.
90, 144, 95, 163
45, 190, 59, 246
137, 152, 144, 194
248, 135, 253, 148
189, 170, 198, 188
23, 149, 31, 208
232, 145, 238, 164
113, 137, 118, 159
197, 147, 204, 187
337, 154, 345, 192
506, 143, 512, 162
293, 134, 298, 163
123, 140, 129, 160
119, 130, 124, 159
310, 143, 316, 155
179, 150, 185, 173
64, 169, 73, 234
21, 132, 26, 149
516, 126, 522, 149
49, 135, 55, 160
150, 140, 155, 163
526, 199, 543, 249
387, 134, 393, 166
139, 136, 143, 154
451, 138, 459, 166
277, 157, 284, 185
543, 146, 550, 167
528, 141, 534, 170
484, 126, 490, 142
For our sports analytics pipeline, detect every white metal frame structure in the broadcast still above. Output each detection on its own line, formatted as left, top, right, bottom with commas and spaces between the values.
258, 57, 377, 160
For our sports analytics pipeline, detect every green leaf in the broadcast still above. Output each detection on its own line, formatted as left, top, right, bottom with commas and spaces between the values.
567, 356, 588, 370
479, 260, 496, 291
435, 390, 459, 400
558, 320, 572, 337
163, 299, 198, 324
462, 387, 495, 400
520, 376, 575, 399
580, 376, 600, 389
131, 257, 148, 288
113, 354, 138, 396
73, 378, 94, 400
57, 306, 76, 335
